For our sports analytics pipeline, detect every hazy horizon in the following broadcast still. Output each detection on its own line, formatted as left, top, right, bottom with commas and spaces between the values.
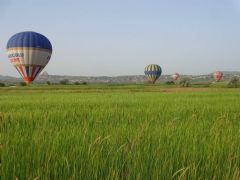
1, 0, 240, 77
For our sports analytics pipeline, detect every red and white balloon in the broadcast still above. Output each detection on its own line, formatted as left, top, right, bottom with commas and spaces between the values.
172, 73, 180, 81
213, 71, 223, 81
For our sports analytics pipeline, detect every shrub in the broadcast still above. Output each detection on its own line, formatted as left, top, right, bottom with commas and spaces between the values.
82, 81, 87, 85
47, 81, 51, 85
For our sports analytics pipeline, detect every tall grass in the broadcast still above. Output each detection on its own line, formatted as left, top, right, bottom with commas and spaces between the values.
1, 86, 240, 179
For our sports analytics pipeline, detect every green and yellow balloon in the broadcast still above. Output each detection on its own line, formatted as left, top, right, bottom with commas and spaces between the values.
144, 64, 162, 84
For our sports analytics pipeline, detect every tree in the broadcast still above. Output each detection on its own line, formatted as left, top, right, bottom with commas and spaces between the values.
59, 79, 69, 85
0, 83, 5, 87
165, 81, 174, 85
179, 78, 191, 87
228, 76, 240, 88
19, 82, 27, 86
47, 81, 51, 85
74, 81, 80, 85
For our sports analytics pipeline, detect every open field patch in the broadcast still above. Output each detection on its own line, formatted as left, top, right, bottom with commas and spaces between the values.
1, 85, 240, 179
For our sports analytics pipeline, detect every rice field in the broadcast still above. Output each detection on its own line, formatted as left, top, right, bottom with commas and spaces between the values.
1, 85, 240, 179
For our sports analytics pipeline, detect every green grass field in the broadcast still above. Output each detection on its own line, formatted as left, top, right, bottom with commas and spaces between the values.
1, 85, 240, 179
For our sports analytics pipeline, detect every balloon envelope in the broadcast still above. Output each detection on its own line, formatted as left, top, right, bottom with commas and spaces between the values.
213, 71, 223, 81
172, 73, 180, 81
6, 31, 52, 84
144, 64, 162, 84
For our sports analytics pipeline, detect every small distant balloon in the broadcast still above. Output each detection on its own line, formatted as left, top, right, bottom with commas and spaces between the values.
172, 73, 180, 81
213, 71, 223, 81
144, 64, 162, 84
6, 31, 52, 84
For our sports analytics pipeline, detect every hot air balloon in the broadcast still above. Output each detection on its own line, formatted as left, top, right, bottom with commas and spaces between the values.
213, 71, 223, 82
172, 73, 180, 81
144, 64, 162, 84
6, 31, 52, 84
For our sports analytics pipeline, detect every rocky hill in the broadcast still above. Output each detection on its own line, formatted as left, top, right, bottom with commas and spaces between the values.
36, 71, 240, 84
1, 71, 240, 84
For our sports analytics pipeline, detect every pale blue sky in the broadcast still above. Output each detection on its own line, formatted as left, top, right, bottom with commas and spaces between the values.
1, 0, 240, 76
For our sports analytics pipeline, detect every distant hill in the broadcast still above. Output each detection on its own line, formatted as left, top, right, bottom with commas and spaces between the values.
1, 71, 240, 84
0, 75, 20, 83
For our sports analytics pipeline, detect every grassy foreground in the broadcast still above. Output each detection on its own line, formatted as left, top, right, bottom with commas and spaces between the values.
1, 85, 240, 179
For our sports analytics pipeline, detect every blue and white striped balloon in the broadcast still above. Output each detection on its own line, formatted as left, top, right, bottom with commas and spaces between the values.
6, 31, 52, 84
144, 64, 162, 84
